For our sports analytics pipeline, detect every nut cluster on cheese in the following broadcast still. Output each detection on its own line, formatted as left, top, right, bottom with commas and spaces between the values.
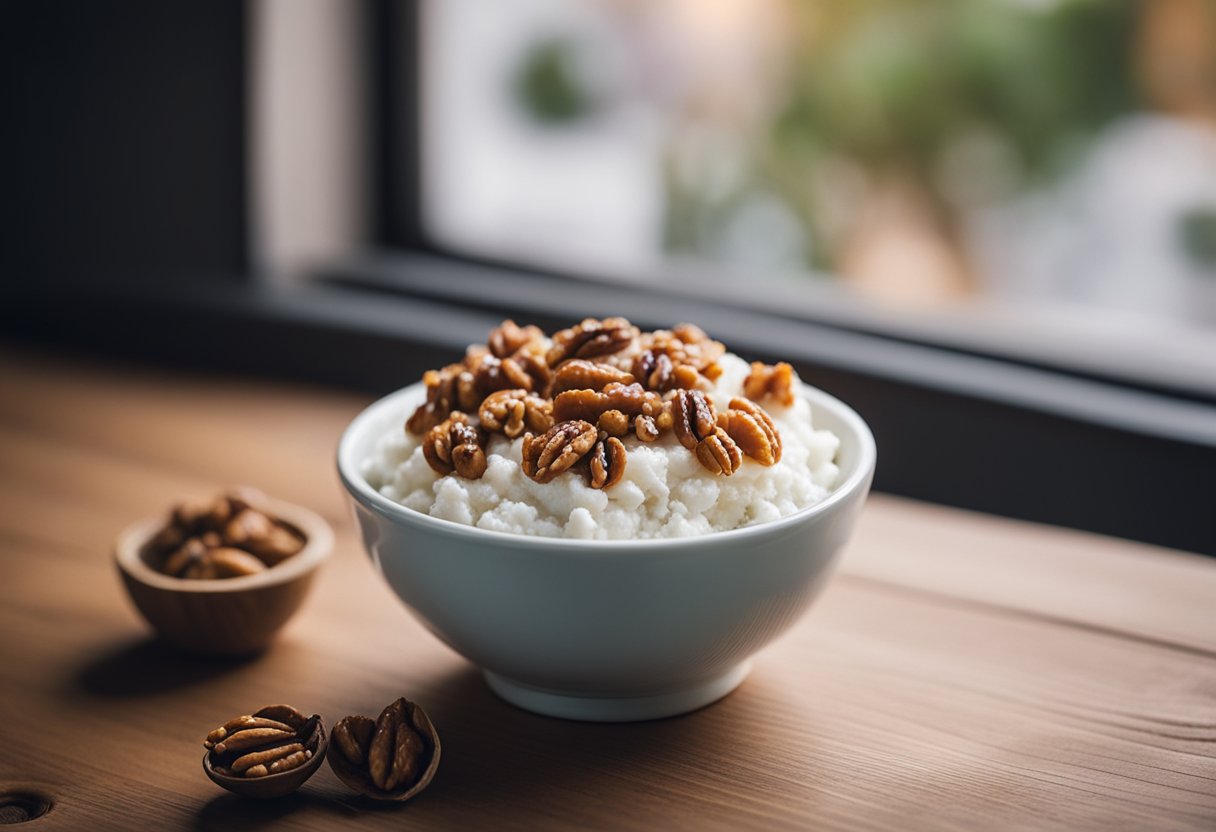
406, 318, 796, 489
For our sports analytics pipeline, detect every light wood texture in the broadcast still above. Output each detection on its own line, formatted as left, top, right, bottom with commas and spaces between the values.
0, 348, 1213, 831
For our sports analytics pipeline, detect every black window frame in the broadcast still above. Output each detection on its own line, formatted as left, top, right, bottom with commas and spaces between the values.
2, 0, 1213, 555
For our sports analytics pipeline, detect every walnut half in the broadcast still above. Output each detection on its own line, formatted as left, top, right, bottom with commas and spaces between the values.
328, 698, 440, 802
521, 420, 598, 483
722, 397, 782, 465
422, 413, 488, 479
479, 388, 554, 438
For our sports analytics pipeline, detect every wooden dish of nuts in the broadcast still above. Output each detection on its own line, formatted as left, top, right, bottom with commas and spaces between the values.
114, 489, 333, 655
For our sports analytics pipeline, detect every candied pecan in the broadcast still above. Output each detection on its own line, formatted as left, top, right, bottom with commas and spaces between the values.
630, 350, 703, 392
553, 382, 663, 423
634, 415, 659, 442
521, 420, 597, 483
695, 428, 743, 476
467, 350, 548, 397
634, 401, 674, 442
546, 317, 639, 365
479, 389, 553, 438
407, 364, 477, 434
422, 413, 487, 479
743, 361, 796, 407
596, 409, 630, 437
588, 436, 627, 489
487, 319, 545, 358
639, 324, 725, 371
550, 359, 636, 397
724, 397, 782, 465
671, 389, 718, 450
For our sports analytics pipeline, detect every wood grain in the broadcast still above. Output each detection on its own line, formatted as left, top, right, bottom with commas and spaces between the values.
0, 348, 1213, 831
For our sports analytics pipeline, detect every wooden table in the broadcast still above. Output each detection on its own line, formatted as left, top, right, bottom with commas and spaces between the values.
1, 348, 1213, 831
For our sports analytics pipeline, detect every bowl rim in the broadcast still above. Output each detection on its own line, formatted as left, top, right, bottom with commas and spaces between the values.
337, 379, 877, 552
114, 494, 333, 592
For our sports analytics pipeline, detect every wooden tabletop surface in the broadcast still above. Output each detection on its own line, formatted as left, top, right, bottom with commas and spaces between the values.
1, 348, 1213, 831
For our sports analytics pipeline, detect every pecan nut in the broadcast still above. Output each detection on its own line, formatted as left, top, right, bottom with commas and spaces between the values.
695, 428, 743, 476
422, 413, 488, 479
588, 436, 627, 489
487, 319, 545, 358
465, 351, 544, 397
638, 324, 725, 371
328, 698, 440, 802
671, 389, 718, 450
152, 490, 305, 578
521, 420, 598, 483
204, 704, 325, 783
222, 508, 305, 566
742, 361, 796, 407
631, 349, 703, 392
407, 363, 481, 434
478, 389, 554, 438
596, 409, 630, 437
724, 397, 782, 465
552, 382, 663, 423
546, 317, 639, 365
549, 359, 635, 397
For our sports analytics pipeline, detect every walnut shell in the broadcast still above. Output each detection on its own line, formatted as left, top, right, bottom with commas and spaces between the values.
327, 698, 441, 802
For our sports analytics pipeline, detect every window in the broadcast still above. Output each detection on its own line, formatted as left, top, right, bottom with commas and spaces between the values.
415, 0, 1216, 395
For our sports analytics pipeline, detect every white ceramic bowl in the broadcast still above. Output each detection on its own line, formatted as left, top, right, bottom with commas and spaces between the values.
338, 382, 875, 721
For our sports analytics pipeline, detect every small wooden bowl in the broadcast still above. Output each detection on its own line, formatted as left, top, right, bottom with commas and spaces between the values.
115, 496, 332, 656
202, 724, 329, 799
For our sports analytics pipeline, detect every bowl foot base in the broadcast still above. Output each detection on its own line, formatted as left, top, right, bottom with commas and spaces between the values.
483, 662, 751, 722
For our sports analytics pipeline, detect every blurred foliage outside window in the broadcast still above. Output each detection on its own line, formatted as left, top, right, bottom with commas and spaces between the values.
424, 0, 1216, 327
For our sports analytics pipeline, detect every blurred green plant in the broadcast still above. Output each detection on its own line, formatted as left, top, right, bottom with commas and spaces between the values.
681, 0, 1141, 271
513, 39, 595, 125
1179, 206, 1216, 268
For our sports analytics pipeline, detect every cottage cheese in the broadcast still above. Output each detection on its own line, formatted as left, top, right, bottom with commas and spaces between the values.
362, 353, 840, 540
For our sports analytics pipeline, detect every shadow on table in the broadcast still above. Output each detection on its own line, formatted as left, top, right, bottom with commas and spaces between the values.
400, 663, 793, 817
73, 636, 258, 698
190, 663, 808, 827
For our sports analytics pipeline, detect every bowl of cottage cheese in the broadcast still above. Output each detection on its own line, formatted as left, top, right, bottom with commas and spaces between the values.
338, 319, 875, 721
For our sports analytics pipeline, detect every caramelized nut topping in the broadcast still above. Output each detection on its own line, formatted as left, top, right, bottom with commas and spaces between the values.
550, 359, 636, 397
724, 397, 782, 465
639, 324, 726, 370
743, 361, 796, 408
422, 413, 488, 479
546, 317, 639, 366
478, 389, 554, 438
631, 350, 704, 392
521, 421, 598, 483
634, 414, 660, 442
672, 389, 718, 450
404, 318, 791, 491
487, 319, 545, 358
588, 436, 627, 489
597, 409, 630, 437
407, 363, 478, 434
553, 382, 663, 423
695, 428, 743, 476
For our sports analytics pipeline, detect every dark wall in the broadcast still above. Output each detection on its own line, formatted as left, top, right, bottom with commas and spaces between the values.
0, 0, 250, 288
